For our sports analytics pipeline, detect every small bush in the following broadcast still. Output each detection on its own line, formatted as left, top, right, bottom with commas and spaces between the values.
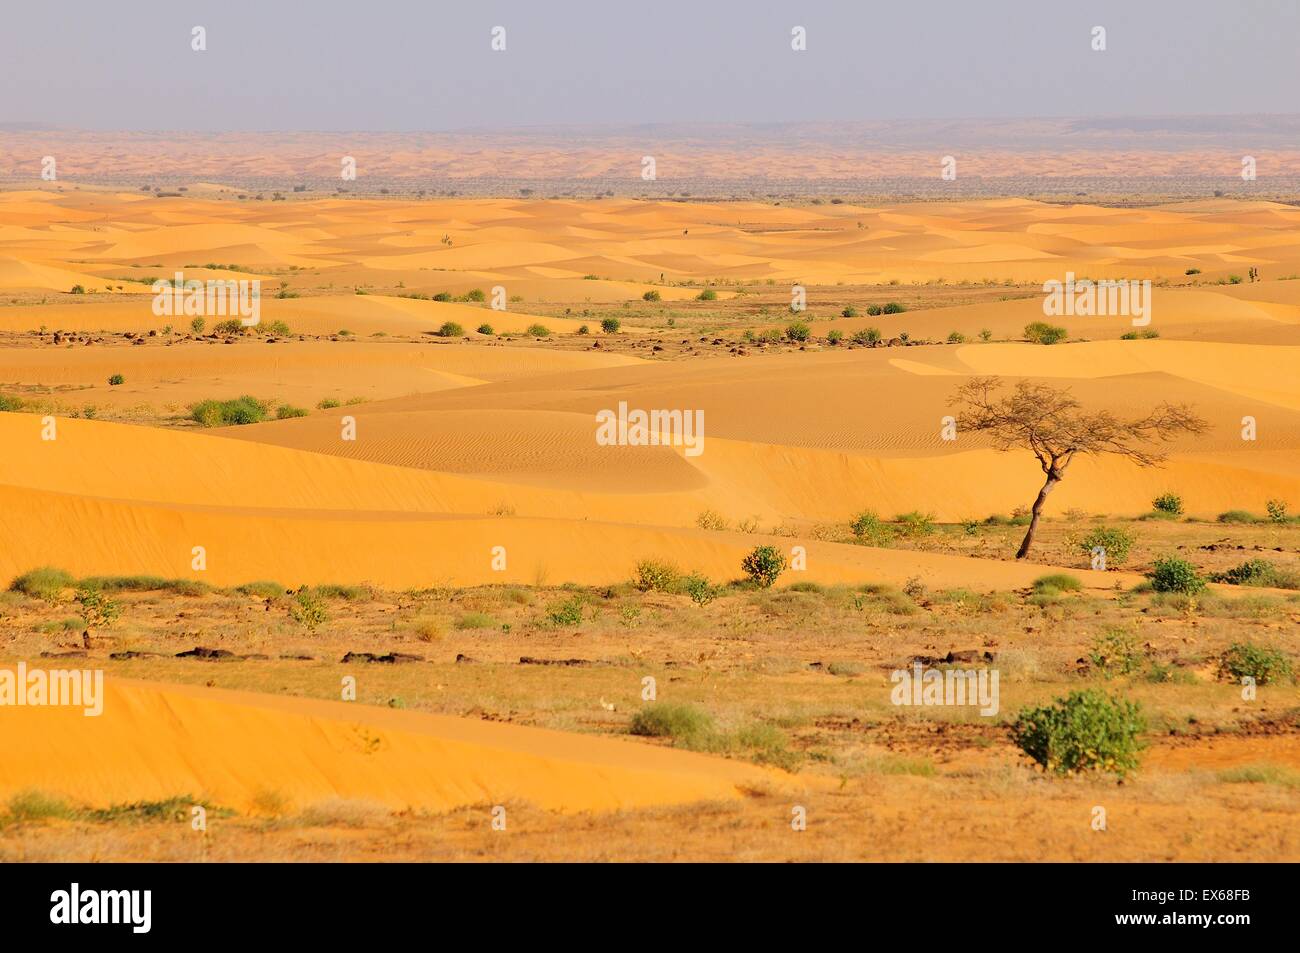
1266, 499, 1289, 524
642, 290, 661, 302
546, 594, 586, 626
463, 288, 486, 302
236, 580, 286, 599
317, 398, 341, 410
476, 324, 494, 335
1078, 526, 1136, 567
437, 321, 464, 338
695, 509, 729, 531
455, 612, 496, 630
849, 510, 894, 546
882, 301, 906, 314
696, 289, 717, 301
1033, 574, 1082, 594
1151, 492, 1183, 516
826, 329, 843, 345
1219, 642, 1293, 685
190, 317, 205, 334
683, 573, 716, 606
10, 567, 74, 603
74, 585, 121, 630
276, 405, 308, 419
108, 374, 125, 386
601, 317, 621, 334
741, 545, 786, 588
1088, 628, 1144, 677
1011, 689, 1145, 778
841, 306, 858, 318
289, 589, 329, 632
893, 510, 936, 538
785, 321, 811, 343
189, 395, 268, 427
1024, 321, 1067, 345
1149, 556, 1206, 595
946, 331, 965, 344
1217, 509, 1257, 524
629, 703, 714, 746
633, 559, 679, 593
0, 394, 23, 411
526, 323, 550, 337
1210, 558, 1300, 589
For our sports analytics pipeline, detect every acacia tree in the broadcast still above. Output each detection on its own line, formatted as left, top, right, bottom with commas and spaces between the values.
951, 377, 1207, 559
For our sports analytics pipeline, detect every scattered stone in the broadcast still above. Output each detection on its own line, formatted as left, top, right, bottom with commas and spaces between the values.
176, 646, 239, 660
340, 651, 423, 664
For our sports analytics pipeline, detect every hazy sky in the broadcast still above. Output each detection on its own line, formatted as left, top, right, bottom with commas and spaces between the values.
2, 0, 1297, 131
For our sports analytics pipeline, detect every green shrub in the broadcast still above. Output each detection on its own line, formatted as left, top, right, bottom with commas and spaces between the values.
852, 327, 882, 345
1217, 509, 1257, 524
1219, 642, 1293, 685
74, 585, 121, 629
1151, 492, 1183, 516
785, 321, 811, 342
841, 306, 858, 318
1266, 499, 1289, 524
601, 317, 621, 334
214, 318, 244, 335
947, 331, 966, 344
882, 301, 906, 314
10, 567, 75, 603
849, 510, 894, 546
1078, 526, 1136, 567
0, 394, 23, 411
267, 320, 291, 336
316, 398, 340, 409
1149, 556, 1206, 595
826, 329, 843, 345
190, 317, 206, 334
1024, 321, 1067, 345
1088, 628, 1144, 677
629, 703, 714, 746
276, 405, 308, 419
683, 573, 716, 606
546, 594, 586, 627
696, 289, 717, 301
1011, 689, 1145, 778
189, 395, 268, 427
437, 321, 464, 338
1033, 574, 1083, 594
633, 559, 679, 593
455, 612, 497, 630
463, 288, 486, 302
476, 324, 493, 335
893, 510, 936, 538
741, 545, 786, 588
236, 580, 286, 599
1210, 558, 1300, 589
642, 290, 661, 302
289, 589, 329, 632
526, 323, 550, 337
108, 374, 125, 386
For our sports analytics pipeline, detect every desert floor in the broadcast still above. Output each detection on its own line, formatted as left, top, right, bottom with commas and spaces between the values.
0, 189, 1297, 860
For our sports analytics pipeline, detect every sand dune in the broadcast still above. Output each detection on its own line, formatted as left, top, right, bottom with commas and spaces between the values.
0, 677, 778, 814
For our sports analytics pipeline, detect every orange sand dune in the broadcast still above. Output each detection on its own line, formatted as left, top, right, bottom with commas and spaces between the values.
0, 677, 778, 814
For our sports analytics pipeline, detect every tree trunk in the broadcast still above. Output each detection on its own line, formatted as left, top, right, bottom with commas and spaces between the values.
1016, 472, 1061, 559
